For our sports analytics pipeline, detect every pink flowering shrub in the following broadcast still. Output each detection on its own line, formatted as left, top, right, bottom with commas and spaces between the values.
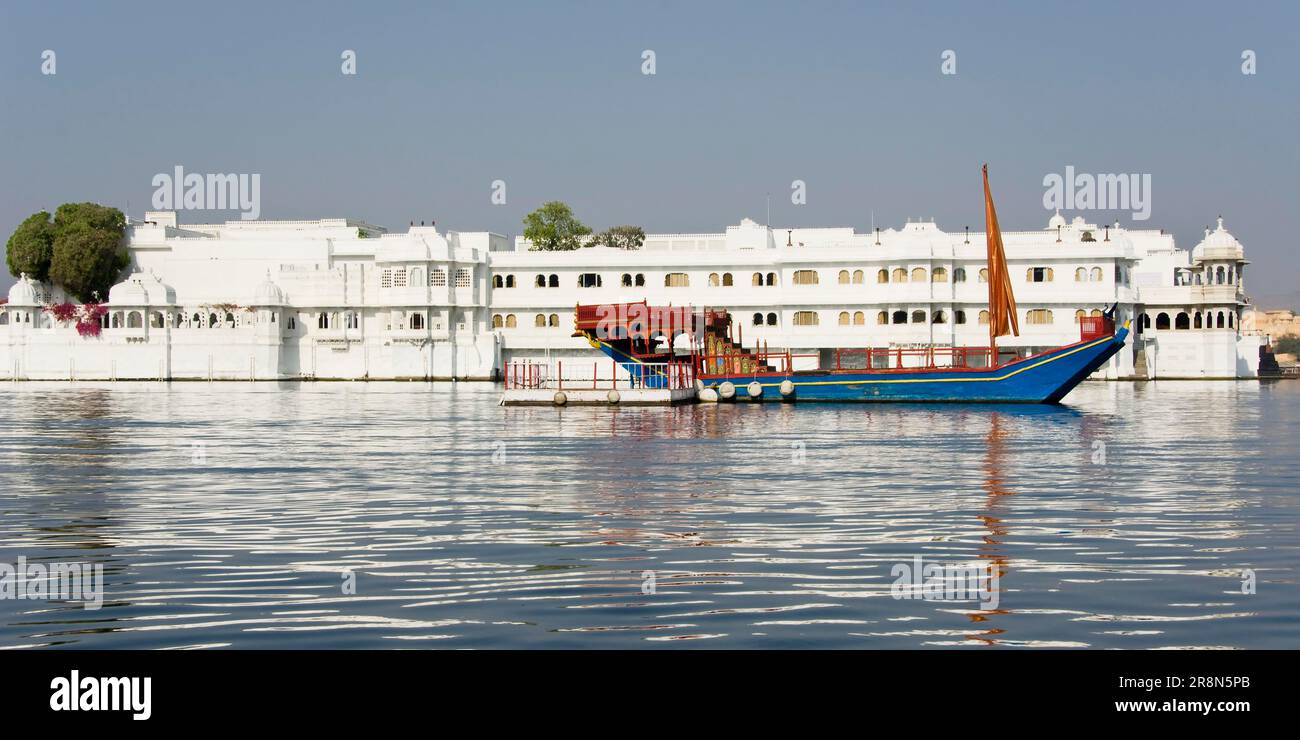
45, 301, 79, 323
75, 303, 108, 338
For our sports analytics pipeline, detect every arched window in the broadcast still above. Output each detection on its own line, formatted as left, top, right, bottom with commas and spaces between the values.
1090, 267, 1103, 282
978, 268, 988, 283
1228, 313, 1234, 328
955, 310, 967, 324
752, 272, 763, 286
752, 312, 764, 326
766, 313, 777, 326
911, 310, 926, 323
852, 270, 864, 284
932, 310, 946, 324
533, 314, 544, 327
892, 268, 908, 283
347, 312, 360, 329
505, 314, 517, 329
621, 273, 633, 287
838, 311, 851, 325
192, 312, 202, 327
853, 311, 865, 325
838, 270, 851, 285
492, 314, 504, 329
150, 311, 164, 328
953, 267, 966, 283
535, 274, 546, 287
766, 272, 777, 286
548, 274, 559, 288
978, 310, 990, 325
1075, 268, 1087, 282
877, 269, 889, 284
1141, 314, 1151, 329
722, 272, 733, 287
127, 311, 143, 328
793, 311, 818, 326
1194, 313, 1203, 329
793, 270, 819, 285
227, 312, 236, 326
549, 314, 559, 327
1075, 309, 1086, 324
932, 267, 948, 282
1175, 312, 1190, 330
892, 310, 908, 324
494, 275, 504, 288
634, 274, 645, 287
1156, 313, 1170, 330
410, 313, 424, 330
210, 313, 219, 328
708, 272, 720, 287
665, 272, 689, 287
877, 311, 889, 325
505, 275, 515, 288
1216, 266, 1226, 284
1027, 267, 1053, 282
0, 313, 7, 326
1217, 311, 1225, 328
911, 267, 927, 282
1026, 309, 1053, 325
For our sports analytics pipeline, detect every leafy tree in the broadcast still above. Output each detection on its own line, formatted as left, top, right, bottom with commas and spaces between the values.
603, 225, 645, 250
46, 204, 129, 302
1275, 335, 1300, 355
523, 201, 591, 251
5, 211, 56, 282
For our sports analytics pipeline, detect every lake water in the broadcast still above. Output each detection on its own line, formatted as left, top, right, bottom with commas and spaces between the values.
0, 379, 1296, 649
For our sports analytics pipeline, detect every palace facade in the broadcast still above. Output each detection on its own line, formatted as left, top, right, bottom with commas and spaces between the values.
0, 209, 1264, 381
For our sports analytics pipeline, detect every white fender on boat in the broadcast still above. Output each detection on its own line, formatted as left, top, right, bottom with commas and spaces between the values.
718, 381, 736, 400
747, 381, 763, 399
553, 391, 568, 406
698, 387, 719, 403
607, 389, 621, 405
779, 380, 795, 398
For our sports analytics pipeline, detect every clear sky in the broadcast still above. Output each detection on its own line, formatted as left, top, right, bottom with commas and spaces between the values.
2, 0, 1297, 304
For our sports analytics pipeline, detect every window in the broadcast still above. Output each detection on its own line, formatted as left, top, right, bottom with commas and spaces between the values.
127, 311, 143, 328
621, 273, 633, 287
877, 269, 889, 284
792, 311, 819, 326
454, 268, 471, 288
1075, 309, 1086, 324
410, 267, 423, 286
317, 312, 329, 329
494, 275, 504, 288
978, 310, 990, 325
911, 268, 927, 282
635, 274, 645, 287
853, 311, 865, 325
505, 275, 515, 288
1027, 267, 1053, 282
392, 269, 407, 287
1175, 312, 1190, 330
1194, 312, 1203, 329
838, 311, 851, 325
722, 272, 733, 287
346, 312, 359, 329
932, 267, 948, 283
533, 314, 544, 327
765, 312, 777, 326
852, 270, 864, 284
548, 274, 559, 288
209, 313, 218, 328
892, 268, 908, 283
1156, 312, 1170, 330
492, 314, 504, 329
793, 270, 819, 285
752, 272, 763, 286
1026, 309, 1054, 325
505, 314, 517, 329
911, 310, 926, 323
932, 311, 946, 324
955, 310, 966, 324
665, 273, 690, 287
892, 311, 907, 324
766, 272, 777, 286
709, 272, 720, 287
978, 268, 989, 283
410, 313, 424, 330
150, 311, 164, 328
549, 314, 559, 327
838, 270, 851, 285
1075, 267, 1087, 282
954, 268, 966, 283
753, 312, 764, 326
287, 315, 296, 330
877, 311, 888, 325
535, 274, 546, 287
1090, 267, 1103, 282
381, 269, 393, 288
430, 269, 447, 287
578, 273, 602, 288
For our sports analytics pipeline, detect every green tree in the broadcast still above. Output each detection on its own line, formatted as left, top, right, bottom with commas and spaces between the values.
603, 225, 645, 250
46, 203, 129, 302
5, 211, 56, 282
523, 201, 591, 251
1275, 335, 1300, 355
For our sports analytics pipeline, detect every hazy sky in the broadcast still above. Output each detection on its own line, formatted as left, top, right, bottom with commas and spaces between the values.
2, 1, 1297, 303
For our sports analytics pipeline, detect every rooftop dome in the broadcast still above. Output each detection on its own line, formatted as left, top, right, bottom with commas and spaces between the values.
108, 272, 176, 306
7, 274, 38, 305
1047, 210, 1067, 230
252, 272, 286, 305
1193, 217, 1244, 261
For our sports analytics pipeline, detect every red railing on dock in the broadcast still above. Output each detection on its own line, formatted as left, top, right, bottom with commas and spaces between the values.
503, 360, 695, 391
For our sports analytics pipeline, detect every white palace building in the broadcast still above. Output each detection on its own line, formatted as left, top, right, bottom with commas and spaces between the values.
0, 208, 1264, 382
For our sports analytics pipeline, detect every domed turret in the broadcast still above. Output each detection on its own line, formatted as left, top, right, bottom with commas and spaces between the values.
107, 272, 176, 306
7, 273, 39, 305
1193, 216, 1245, 261
1047, 210, 1067, 230
252, 272, 286, 305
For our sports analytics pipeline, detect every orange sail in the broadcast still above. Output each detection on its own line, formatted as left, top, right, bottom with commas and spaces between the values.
983, 164, 1019, 345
